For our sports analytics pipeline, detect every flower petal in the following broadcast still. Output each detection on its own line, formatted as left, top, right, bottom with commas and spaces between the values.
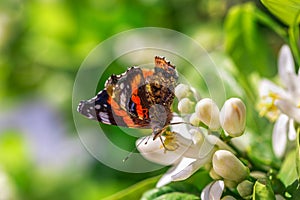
170, 115, 191, 139
276, 100, 300, 123
206, 134, 236, 154
272, 114, 288, 158
136, 136, 181, 166
231, 131, 251, 152
278, 45, 300, 97
288, 119, 296, 141
201, 180, 225, 200
259, 79, 287, 98
137, 130, 200, 165
156, 157, 196, 187
171, 151, 214, 181
278, 45, 295, 81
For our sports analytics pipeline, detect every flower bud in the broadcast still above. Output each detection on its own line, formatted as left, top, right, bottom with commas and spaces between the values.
237, 180, 254, 198
178, 98, 194, 114
221, 196, 237, 200
209, 168, 222, 180
220, 98, 246, 137
189, 113, 201, 126
195, 98, 220, 131
223, 179, 238, 188
250, 171, 266, 179
212, 150, 249, 183
175, 84, 191, 100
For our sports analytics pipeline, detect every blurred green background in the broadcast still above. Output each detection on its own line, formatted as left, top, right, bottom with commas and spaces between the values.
0, 0, 283, 199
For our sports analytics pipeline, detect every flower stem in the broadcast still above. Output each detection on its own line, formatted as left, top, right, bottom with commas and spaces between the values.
295, 126, 300, 186
288, 10, 300, 68
255, 8, 288, 42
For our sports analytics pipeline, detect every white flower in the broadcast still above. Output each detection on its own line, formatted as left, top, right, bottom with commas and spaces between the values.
201, 180, 225, 200
137, 116, 233, 187
178, 98, 195, 114
175, 84, 201, 101
189, 113, 201, 126
195, 98, 221, 131
220, 98, 246, 137
175, 84, 192, 100
212, 150, 249, 183
258, 45, 300, 158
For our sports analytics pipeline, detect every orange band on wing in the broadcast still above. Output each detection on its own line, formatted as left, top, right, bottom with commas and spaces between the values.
110, 97, 136, 127
131, 90, 144, 119
142, 69, 154, 78
131, 74, 142, 91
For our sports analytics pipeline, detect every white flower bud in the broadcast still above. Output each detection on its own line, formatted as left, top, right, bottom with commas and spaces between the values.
209, 168, 222, 180
237, 180, 254, 198
220, 98, 246, 137
221, 195, 237, 200
212, 150, 249, 183
189, 113, 201, 126
178, 98, 194, 114
195, 98, 220, 131
175, 84, 191, 100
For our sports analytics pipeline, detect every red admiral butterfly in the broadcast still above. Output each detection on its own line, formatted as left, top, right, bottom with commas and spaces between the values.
77, 56, 178, 147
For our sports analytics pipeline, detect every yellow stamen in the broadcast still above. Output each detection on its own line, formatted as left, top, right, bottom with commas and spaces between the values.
163, 131, 179, 151
258, 92, 281, 122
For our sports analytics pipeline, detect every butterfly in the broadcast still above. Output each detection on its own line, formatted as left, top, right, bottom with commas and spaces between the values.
77, 56, 179, 149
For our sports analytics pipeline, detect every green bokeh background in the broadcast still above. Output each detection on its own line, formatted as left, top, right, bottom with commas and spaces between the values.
0, 0, 285, 199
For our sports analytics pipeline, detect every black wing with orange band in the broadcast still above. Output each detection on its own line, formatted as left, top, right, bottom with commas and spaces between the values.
77, 56, 178, 129
78, 66, 153, 128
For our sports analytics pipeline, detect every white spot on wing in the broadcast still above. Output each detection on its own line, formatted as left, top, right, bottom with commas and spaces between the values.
120, 93, 126, 108
95, 104, 101, 109
120, 83, 124, 89
99, 112, 110, 123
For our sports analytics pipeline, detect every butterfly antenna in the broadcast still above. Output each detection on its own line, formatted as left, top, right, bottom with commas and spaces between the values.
123, 136, 150, 162
169, 121, 193, 126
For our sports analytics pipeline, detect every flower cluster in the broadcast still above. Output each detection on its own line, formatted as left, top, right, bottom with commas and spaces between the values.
258, 45, 300, 158
137, 83, 250, 198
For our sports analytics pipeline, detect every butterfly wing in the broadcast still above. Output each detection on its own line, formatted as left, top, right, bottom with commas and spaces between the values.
77, 56, 178, 131
78, 67, 152, 128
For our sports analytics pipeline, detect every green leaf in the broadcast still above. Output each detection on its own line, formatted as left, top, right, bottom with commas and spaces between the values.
248, 136, 277, 168
224, 2, 276, 78
141, 186, 177, 200
153, 192, 200, 200
285, 180, 300, 199
141, 182, 200, 200
261, 0, 300, 26
253, 179, 275, 200
278, 151, 298, 187
103, 176, 159, 200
